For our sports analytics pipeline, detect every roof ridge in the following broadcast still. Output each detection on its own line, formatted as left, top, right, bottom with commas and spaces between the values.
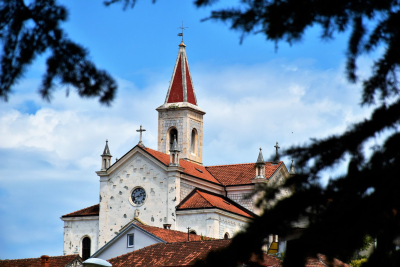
205, 161, 283, 168
140, 223, 201, 236
62, 203, 99, 217
0, 255, 78, 261
197, 188, 256, 218
195, 189, 214, 207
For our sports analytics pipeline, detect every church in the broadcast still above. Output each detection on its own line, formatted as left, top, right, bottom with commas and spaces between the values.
60, 41, 295, 260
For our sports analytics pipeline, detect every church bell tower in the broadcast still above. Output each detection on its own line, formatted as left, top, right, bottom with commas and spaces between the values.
156, 41, 205, 165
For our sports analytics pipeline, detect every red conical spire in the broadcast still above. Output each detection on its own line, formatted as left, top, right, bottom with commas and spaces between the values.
164, 42, 197, 106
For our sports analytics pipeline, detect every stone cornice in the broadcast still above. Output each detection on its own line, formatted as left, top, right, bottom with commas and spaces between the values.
180, 175, 224, 194
176, 208, 251, 222
61, 216, 99, 222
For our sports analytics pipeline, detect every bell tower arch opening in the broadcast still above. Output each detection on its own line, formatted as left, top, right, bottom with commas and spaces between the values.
191, 128, 197, 155
168, 127, 178, 153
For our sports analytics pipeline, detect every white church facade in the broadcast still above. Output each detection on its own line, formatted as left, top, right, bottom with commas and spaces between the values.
60, 41, 295, 260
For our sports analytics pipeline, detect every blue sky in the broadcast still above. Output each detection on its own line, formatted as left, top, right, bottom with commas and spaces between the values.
0, 0, 376, 260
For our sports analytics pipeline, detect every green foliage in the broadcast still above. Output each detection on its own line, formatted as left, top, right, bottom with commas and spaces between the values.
349, 258, 368, 267
199, 233, 212, 241
168, 104, 180, 109
0, 0, 117, 104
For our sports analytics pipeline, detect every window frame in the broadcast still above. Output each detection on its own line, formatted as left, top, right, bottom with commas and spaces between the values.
127, 233, 134, 248
82, 236, 91, 261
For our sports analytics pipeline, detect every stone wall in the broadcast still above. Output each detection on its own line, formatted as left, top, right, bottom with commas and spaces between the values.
157, 107, 204, 165
180, 182, 195, 200
227, 193, 254, 212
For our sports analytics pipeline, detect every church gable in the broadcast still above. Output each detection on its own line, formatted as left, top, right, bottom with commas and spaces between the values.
98, 148, 172, 244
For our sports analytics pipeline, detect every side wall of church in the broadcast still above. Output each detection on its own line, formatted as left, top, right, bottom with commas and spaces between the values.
62, 217, 99, 257
176, 213, 211, 238
218, 215, 247, 239
176, 212, 248, 239
98, 153, 180, 249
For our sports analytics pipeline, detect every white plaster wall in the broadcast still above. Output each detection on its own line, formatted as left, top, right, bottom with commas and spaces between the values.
95, 227, 162, 260
218, 215, 247, 239
62, 217, 99, 257
177, 211, 249, 239
98, 153, 180, 248
176, 213, 209, 237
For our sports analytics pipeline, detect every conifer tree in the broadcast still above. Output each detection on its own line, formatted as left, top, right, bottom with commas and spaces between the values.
188, 1, 400, 266
0, 0, 116, 105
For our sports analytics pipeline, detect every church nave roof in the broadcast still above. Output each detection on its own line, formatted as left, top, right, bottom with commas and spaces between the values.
141, 146, 220, 184
205, 161, 283, 186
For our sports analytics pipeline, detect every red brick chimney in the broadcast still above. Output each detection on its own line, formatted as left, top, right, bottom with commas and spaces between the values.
41, 255, 49, 267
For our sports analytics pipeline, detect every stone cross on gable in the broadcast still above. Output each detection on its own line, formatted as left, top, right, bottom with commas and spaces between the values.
136, 125, 146, 146
273, 141, 280, 164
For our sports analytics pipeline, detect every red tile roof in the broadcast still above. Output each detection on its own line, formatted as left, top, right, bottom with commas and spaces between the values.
107, 240, 289, 267
136, 224, 203, 242
142, 147, 220, 184
61, 204, 99, 218
206, 161, 283, 186
0, 255, 81, 267
305, 254, 351, 267
108, 242, 349, 267
108, 240, 230, 267
177, 189, 255, 218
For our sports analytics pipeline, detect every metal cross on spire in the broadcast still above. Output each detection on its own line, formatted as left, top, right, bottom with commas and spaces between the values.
273, 142, 280, 164
177, 21, 188, 42
136, 125, 146, 147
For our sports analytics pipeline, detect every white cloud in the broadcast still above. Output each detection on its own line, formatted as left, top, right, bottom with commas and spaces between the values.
0, 57, 374, 170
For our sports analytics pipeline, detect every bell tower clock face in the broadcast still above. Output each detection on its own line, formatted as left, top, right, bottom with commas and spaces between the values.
130, 187, 147, 206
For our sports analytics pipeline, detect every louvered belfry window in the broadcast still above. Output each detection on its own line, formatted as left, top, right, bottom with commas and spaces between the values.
82, 237, 91, 261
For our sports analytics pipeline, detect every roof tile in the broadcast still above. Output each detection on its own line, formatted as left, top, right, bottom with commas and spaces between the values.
142, 147, 220, 184
108, 240, 230, 267
177, 189, 255, 218
136, 224, 203, 242
0, 255, 81, 267
62, 204, 99, 218
206, 162, 283, 186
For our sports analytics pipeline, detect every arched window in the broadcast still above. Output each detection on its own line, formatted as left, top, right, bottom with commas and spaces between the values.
190, 128, 197, 154
224, 232, 230, 240
189, 230, 197, 235
82, 237, 91, 261
168, 128, 178, 151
